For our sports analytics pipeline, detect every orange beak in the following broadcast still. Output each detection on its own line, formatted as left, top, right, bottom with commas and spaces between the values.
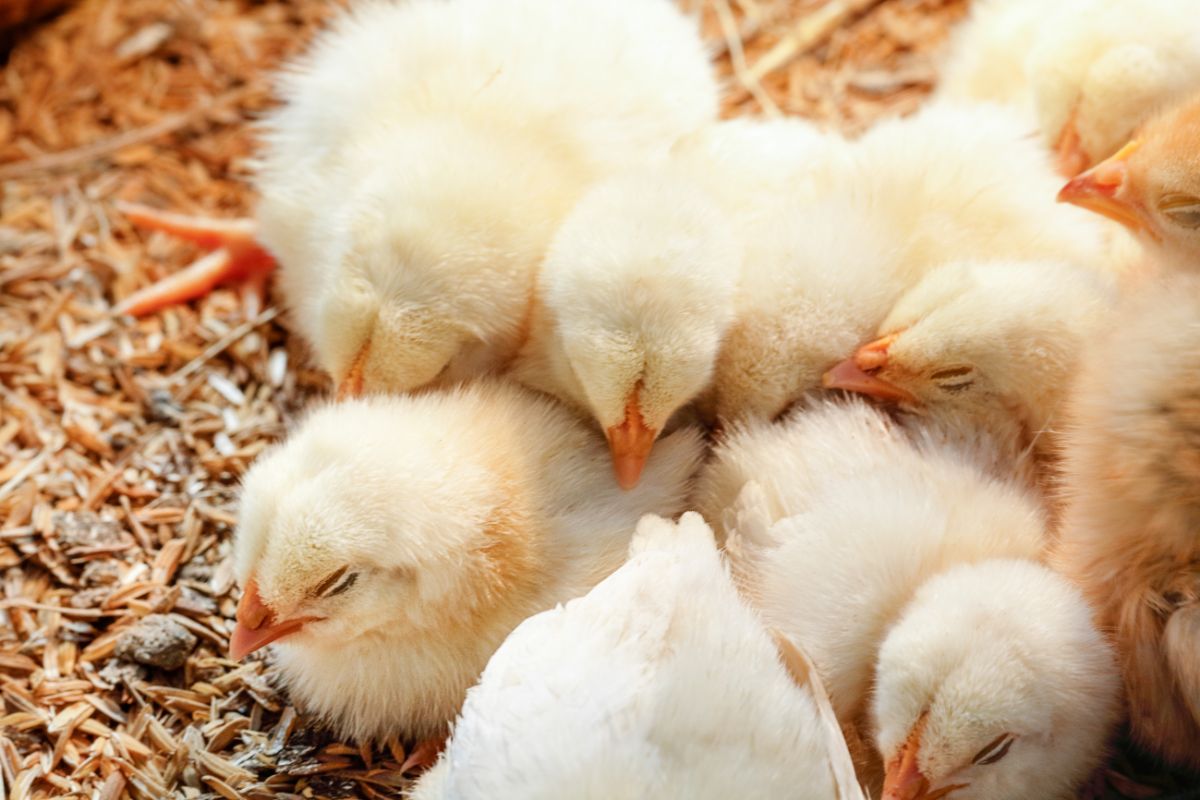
822, 335, 917, 405
1058, 139, 1155, 237
605, 395, 657, 490
228, 577, 318, 660
336, 341, 370, 400
882, 717, 970, 800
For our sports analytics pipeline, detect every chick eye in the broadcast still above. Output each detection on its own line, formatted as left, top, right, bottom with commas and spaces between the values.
930, 365, 975, 393
1159, 194, 1200, 229
971, 733, 1015, 766
312, 565, 359, 599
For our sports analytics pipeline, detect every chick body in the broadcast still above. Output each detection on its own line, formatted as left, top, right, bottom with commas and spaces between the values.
255, 0, 717, 392
232, 381, 703, 742
1055, 274, 1200, 770
413, 513, 865, 800
698, 400, 1119, 799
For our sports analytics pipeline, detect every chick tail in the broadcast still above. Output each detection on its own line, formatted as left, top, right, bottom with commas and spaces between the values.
1163, 604, 1200, 728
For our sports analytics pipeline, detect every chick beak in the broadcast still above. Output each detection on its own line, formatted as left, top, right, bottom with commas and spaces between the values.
229, 578, 316, 660
606, 396, 657, 490
822, 336, 917, 405
336, 341, 370, 400
1058, 140, 1155, 236
882, 726, 928, 800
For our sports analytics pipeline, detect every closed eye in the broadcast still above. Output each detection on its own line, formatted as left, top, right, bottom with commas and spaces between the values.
312, 565, 358, 598
971, 733, 1015, 766
1159, 194, 1200, 229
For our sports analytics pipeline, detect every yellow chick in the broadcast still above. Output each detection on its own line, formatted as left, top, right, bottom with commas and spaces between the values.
1054, 273, 1200, 771
1059, 91, 1200, 273
230, 381, 702, 745
939, 0, 1200, 175
119, 0, 717, 397
822, 259, 1115, 485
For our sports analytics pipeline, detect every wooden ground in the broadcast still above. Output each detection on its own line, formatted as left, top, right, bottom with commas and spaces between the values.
1, 0, 1193, 797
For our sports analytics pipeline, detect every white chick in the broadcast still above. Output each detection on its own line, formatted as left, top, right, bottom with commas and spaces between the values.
1059, 91, 1200, 274
712, 103, 1110, 426
229, 381, 703, 744
1054, 273, 1200, 771
822, 259, 1115, 485
513, 169, 741, 489
123, 0, 717, 396
939, 0, 1200, 175
412, 513, 866, 800
699, 399, 1119, 799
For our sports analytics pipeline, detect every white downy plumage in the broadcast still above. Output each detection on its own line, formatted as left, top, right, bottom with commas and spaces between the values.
821, 258, 1115, 485
938, 0, 1200, 174
230, 381, 703, 743
696, 400, 1118, 799
412, 512, 865, 800
255, 0, 718, 393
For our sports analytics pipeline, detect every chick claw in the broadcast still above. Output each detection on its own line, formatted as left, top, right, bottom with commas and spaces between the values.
115, 201, 276, 317
399, 736, 446, 774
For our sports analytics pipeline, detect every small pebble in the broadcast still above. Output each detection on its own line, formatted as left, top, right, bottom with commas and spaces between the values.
114, 614, 197, 670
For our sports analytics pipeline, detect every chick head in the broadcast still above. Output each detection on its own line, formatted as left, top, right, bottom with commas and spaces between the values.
873, 560, 1119, 800
1059, 93, 1200, 268
823, 260, 1112, 439
230, 394, 533, 662
535, 172, 739, 488
310, 121, 577, 397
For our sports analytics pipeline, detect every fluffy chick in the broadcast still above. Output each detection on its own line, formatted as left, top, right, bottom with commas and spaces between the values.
516, 117, 846, 483
938, 0, 1200, 175
822, 259, 1115, 483
700, 400, 1119, 799
230, 381, 702, 743
513, 169, 741, 489
1059, 91, 1200, 273
1054, 274, 1200, 771
250, 0, 717, 393
412, 513, 865, 800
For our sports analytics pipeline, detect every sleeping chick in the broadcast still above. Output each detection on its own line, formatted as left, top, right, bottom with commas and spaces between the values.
706, 401, 1119, 799
1054, 274, 1200, 771
122, 0, 717, 396
411, 513, 866, 800
1059, 91, 1200, 273
822, 259, 1115, 484
713, 103, 1107, 425
230, 381, 702, 744
513, 170, 741, 489
938, 0, 1200, 175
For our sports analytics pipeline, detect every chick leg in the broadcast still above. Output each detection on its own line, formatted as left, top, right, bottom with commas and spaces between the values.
116, 202, 276, 316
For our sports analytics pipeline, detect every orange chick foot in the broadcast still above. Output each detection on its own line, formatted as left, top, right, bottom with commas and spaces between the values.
115, 202, 276, 317
399, 736, 446, 774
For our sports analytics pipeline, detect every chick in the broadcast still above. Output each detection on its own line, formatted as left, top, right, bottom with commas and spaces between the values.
938, 0, 1200, 175
513, 169, 741, 489
122, 0, 717, 396
230, 381, 703, 744
708, 401, 1120, 799
515, 117, 845, 485
822, 259, 1115, 483
1059, 91, 1200, 273
412, 513, 866, 800
1054, 274, 1200, 771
